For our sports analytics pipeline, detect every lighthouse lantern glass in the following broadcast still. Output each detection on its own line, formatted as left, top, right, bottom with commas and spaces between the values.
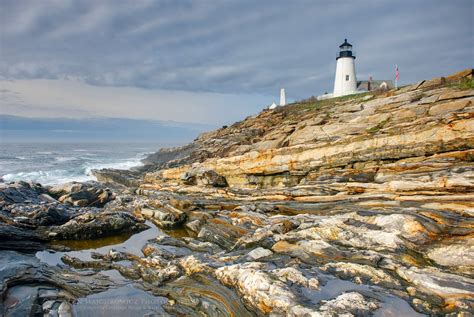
341, 44, 351, 52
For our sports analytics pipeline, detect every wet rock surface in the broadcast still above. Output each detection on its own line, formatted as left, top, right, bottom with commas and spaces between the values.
0, 181, 148, 251
0, 251, 114, 316
1, 70, 473, 316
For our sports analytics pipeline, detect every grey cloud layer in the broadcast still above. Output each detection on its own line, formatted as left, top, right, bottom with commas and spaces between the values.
1, 0, 472, 98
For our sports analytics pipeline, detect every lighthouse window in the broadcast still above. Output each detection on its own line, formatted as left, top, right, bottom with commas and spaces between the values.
346, 75, 350, 81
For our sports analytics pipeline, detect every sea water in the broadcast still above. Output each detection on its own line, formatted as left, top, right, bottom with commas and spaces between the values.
0, 142, 175, 185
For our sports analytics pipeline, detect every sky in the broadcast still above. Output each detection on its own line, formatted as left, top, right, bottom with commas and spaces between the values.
0, 0, 472, 125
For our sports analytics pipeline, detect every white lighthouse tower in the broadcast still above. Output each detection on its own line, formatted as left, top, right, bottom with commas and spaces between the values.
333, 39, 357, 97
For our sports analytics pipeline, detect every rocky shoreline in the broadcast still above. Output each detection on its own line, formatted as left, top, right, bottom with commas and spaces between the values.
1, 69, 473, 316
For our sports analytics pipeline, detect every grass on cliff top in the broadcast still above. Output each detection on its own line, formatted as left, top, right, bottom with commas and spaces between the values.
294, 91, 373, 111
450, 77, 474, 90
277, 92, 375, 123
279, 91, 374, 123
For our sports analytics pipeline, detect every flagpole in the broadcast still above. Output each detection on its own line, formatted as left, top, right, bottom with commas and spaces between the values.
395, 64, 398, 89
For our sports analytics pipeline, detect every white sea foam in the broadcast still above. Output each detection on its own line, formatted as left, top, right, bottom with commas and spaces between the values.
1, 143, 160, 186
2, 157, 144, 185
54, 156, 78, 162
2, 169, 92, 185
36, 151, 54, 155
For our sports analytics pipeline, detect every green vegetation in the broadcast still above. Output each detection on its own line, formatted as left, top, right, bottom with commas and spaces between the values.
291, 91, 374, 112
367, 117, 391, 134
451, 78, 474, 90
275, 91, 377, 124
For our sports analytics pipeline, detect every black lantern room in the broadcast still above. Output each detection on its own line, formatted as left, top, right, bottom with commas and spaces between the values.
337, 39, 355, 60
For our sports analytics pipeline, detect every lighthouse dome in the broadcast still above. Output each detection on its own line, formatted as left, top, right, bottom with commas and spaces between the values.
339, 38, 352, 50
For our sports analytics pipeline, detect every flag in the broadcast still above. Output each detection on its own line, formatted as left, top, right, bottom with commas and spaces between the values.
395, 65, 399, 81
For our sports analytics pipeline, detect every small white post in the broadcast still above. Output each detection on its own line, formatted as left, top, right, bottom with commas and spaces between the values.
280, 88, 286, 106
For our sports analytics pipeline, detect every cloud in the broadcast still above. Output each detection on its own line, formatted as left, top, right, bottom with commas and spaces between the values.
0, 0, 472, 101
0, 79, 271, 125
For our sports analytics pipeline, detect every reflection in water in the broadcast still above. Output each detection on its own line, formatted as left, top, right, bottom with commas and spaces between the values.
35, 221, 162, 266
49, 232, 134, 250
162, 225, 194, 239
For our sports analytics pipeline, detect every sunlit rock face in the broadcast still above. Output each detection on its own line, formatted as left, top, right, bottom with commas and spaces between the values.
1, 69, 473, 316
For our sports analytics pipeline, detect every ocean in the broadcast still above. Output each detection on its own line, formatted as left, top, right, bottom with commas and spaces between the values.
0, 142, 175, 185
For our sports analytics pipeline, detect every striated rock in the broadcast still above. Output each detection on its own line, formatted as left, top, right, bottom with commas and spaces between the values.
271, 267, 319, 290
428, 99, 471, 116
136, 258, 182, 285
139, 204, 187, 229
0, 181, 46, 204
151, 274, 255, 316
247, 247, 273, 260
141, 70, 474, 191
184, 219, 202, 233
45, 211, 148, 240
198, 217, 249, 250
145, 235, 222, 255
322, 262, 401, 288
178, 255, 214, 276
318, 292, 380, 316
215, 262, 317, 315
426, 237, 474, 274
396, 266, 474, 310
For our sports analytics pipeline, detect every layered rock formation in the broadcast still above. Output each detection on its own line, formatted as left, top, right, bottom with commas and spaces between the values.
130, 69, 473, 316
1, 69, 473, 316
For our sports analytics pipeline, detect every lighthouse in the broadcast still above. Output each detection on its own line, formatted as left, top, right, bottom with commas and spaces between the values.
333, 39, 357, 97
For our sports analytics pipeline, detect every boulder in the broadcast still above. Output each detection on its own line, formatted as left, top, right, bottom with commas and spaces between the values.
271, 267, 319, 290
215, 262, 318, 315
198, 217, 249, 250
181, 167, 228, 187
247, 247, 273, 260
0, 181, 45, 204
139, 204, 187, 229
318, 292, 380, 316
49, 181, 114, 207
44, 212, 148, 240
428, 99, 471, 116
91, 168, 143, 188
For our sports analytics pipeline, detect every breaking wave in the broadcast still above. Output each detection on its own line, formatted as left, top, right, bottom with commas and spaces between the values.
2, 157, 145, 185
